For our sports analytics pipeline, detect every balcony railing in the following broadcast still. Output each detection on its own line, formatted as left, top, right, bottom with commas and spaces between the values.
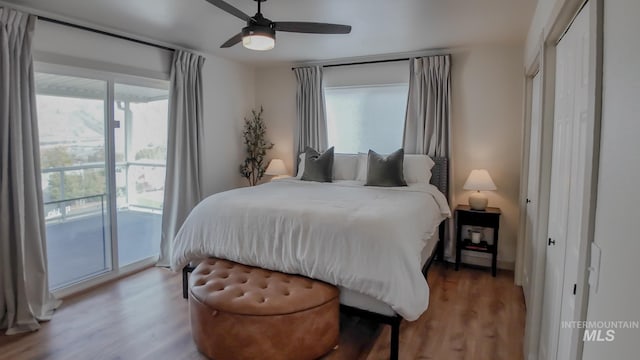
42, 162, 165, 290
41, 161, 166, 221
44, 193, 106, 224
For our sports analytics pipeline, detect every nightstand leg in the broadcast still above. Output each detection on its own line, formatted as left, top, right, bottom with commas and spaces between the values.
492, 231, 498, 277
455, 221, 461, 271
492, 256, 497, 277
437, 222, 446, 261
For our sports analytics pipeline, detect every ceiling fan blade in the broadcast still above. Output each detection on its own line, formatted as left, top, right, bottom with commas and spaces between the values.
220, 32, 243, 48
204, 0, 251, 22
274, 22, 351, 34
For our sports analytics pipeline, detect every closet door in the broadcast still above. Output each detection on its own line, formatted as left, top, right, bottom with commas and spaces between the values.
523, 71, 542, 307
539, 2, 592, 359
557, 2, 592, 358
539, 32, 574, 358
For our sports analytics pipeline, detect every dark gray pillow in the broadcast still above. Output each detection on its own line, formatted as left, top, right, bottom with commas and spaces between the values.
301, 146, 334, 182
365, 148, 408, 187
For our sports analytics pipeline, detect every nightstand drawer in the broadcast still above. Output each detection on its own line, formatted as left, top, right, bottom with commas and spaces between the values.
457, 210, 500, 228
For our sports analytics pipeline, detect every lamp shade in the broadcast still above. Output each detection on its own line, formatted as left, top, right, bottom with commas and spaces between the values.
265, 159, 287, 176
242, 25, 275, 51
463, 169, 497, 191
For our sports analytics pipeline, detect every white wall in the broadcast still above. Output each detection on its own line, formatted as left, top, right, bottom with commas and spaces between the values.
254, 44, 524, 268
525, 0, 560, 63
34, 21, 172, 79
253, 66, 297, 176
451, 45, 524, 269
582, 0, 640, 358
199, 55, 255, 195
524, 0, 579, 66
32, 20, 255, 197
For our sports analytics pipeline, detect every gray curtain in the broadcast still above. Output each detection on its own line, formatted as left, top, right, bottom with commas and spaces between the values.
402, 55, 453, 258
403, 55, 451, 157
293, 66, 327, 163
0, 8, 61, 335
157, 50, 205, 267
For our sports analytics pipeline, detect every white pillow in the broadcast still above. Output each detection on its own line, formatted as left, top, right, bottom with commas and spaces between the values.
356, 152, 435, 184
404, 154, 435, 183
333, 154, 359, 180
295, 153, 305, 179
296, 152, 359, 180
355, 152, 368, 182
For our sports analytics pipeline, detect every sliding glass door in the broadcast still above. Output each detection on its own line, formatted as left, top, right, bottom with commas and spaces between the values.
114, 83, 168, 266
35, 68, 168, 291
36, 73, 111, 289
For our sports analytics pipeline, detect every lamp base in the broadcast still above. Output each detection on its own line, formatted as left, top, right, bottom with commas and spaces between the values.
469, 191, 489, 211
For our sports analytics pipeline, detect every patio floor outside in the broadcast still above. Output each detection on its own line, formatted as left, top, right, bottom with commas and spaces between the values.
46, 210, 161, 289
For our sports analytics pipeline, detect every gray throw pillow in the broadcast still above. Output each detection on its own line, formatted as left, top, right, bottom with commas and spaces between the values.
365, 148, 408, 187
301, 146, 334, 182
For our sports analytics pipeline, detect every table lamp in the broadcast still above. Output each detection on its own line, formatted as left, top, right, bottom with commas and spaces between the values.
265, 159, 288, 180
463, 169, 497, 211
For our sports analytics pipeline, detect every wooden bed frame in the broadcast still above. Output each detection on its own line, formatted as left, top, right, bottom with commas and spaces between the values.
182, 157, 449, 360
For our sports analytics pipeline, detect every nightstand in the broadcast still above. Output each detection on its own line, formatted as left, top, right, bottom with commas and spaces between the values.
454, 205, 501, 276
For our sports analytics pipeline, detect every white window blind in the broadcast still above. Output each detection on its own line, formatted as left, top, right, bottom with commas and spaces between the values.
324, 84, 408, 154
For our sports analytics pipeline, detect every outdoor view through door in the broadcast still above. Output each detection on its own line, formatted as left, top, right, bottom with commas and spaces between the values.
36, 72, 169, 290
114, 84, 168, 267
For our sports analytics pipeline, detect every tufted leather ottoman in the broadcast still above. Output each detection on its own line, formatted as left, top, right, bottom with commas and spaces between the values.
189, 258, 340, 360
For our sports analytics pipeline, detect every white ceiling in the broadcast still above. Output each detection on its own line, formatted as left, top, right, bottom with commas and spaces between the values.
3, 0, 537, 66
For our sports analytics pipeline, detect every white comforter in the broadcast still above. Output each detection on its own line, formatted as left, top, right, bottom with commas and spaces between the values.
170, 179, 450, 321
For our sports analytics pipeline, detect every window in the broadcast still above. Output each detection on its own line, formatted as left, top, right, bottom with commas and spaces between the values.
325, 84, 408, 154
36, 68, 169, 291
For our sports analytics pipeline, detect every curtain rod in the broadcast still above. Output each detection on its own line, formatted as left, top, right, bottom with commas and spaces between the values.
38, 16, 175, 53
291, 57, 410, 71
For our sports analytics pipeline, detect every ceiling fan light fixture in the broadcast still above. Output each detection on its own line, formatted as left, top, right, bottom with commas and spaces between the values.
210, 0, 351, 49
242, 26, 275, 51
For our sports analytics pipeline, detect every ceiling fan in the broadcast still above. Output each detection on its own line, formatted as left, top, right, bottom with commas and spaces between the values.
205, 0, 352, 51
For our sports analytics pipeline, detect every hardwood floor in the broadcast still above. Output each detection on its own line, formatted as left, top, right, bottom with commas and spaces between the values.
0, 263, 525, 360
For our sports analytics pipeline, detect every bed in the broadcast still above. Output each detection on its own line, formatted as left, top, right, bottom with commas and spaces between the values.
172, 156, 450, 359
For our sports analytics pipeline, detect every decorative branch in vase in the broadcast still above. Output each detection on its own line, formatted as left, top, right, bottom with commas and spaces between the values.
239, 107, 274, 186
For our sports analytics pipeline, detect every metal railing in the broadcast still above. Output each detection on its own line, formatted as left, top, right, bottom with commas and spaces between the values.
44, 193, 106, 224
42, 163, 104, 204
41, 161, 166, 215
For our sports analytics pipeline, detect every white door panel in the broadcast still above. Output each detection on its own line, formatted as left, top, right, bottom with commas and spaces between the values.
540, 2, 592, 359
558, 6, 591, 359
523, 71, 542, 308
541, 108, 573, 360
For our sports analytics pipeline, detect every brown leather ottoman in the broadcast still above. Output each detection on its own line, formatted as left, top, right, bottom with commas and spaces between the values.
189, 258, 339, 360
